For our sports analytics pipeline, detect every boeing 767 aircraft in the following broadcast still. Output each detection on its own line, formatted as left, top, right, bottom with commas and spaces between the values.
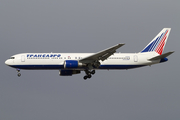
5, 28, 174, 80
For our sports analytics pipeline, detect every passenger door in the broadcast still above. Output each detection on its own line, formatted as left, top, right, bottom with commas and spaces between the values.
134, 55, 138, 62
21, 55, 25, 62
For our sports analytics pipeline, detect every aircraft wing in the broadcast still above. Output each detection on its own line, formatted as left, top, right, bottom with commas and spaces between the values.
79, 44, 125, 64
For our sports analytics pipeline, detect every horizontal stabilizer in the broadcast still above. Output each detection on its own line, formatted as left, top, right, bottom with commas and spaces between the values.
148, 51, 174, 61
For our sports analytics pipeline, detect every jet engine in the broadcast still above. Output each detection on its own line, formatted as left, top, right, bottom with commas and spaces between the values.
64, 60, 85, 68
59, 70, 81, 76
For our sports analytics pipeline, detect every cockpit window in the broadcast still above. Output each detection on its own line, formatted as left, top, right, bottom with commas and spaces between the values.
10, 57, 15, 59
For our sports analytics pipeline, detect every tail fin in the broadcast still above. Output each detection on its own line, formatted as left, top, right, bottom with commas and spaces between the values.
141, 28, 171, 55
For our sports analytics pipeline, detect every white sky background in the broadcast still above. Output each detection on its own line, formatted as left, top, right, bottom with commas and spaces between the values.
0, 0, 180, 120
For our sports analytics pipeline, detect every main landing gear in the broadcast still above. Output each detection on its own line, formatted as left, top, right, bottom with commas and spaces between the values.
17, 69, 21, 77
83, 70, 95, 80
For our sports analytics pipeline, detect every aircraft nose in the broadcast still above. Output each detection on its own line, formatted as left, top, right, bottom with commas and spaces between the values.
5, 59, 10, 65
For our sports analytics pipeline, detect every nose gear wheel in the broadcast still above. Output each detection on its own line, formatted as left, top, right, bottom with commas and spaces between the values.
16, 69, 21, 77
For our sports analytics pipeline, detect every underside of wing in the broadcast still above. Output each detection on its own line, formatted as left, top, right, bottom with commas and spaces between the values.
79, 44, 125, 64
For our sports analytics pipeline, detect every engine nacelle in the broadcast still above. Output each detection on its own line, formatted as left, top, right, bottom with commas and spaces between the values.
59, 70, 81, 76
64, 60, 85, 68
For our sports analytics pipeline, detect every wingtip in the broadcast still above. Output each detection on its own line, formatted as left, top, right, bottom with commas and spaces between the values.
118, 43, 125, 45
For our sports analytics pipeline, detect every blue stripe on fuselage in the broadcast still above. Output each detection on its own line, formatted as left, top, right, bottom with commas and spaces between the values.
9, 65, 64, 69
99, 65, 145, 69
9, 65, 146, 70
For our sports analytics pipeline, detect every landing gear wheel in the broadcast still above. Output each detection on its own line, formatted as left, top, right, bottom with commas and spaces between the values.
91, 70, 95, 75
83, 70, 96, 80
16, 68, 21, 77
17, 73, 21, 77
88, 74, 92, 78
84, 76, 87, 80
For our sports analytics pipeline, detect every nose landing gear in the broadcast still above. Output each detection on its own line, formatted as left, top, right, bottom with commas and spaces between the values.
17, 69, 21, 77
83, 70, 95, 80
18, 73, 21, 77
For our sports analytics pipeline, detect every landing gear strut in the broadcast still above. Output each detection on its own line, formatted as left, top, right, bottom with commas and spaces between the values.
17, 69, 21, 77
83, 70, 95, 80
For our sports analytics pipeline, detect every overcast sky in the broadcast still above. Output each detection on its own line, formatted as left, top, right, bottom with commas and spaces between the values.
1, 0, 180, 120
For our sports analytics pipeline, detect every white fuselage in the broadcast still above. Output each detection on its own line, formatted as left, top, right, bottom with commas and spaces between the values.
5, 52, 160, 70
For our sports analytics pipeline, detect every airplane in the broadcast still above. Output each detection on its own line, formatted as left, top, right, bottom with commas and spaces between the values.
5, 28, 174, 80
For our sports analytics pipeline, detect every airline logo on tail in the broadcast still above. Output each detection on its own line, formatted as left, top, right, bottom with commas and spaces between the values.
141, 28, 171, 55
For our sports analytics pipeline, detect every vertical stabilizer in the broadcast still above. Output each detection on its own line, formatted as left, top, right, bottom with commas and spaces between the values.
141, 28, 171, 55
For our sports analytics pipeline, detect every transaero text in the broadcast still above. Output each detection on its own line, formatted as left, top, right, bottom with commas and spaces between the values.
27, 54, 61, 58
